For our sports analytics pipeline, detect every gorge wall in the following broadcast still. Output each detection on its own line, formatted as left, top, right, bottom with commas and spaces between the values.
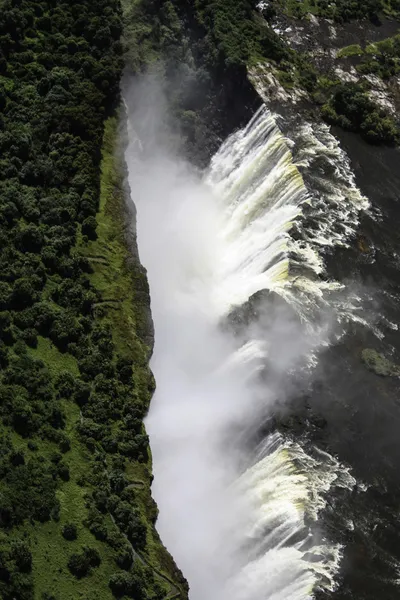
1, 0, 400, 599
122, 2, 400, 600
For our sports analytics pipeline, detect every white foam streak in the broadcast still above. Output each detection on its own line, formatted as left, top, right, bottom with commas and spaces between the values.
291, 120, 369, 250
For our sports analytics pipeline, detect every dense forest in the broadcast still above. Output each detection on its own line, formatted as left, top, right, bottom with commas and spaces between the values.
0, 0, 187, 598
0, 0, 399, 598
122, 0, 400, 159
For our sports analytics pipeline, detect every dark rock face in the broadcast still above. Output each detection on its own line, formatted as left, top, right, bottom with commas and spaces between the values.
183, 63, 262, 167
224, 289, 301, 334
230, 13, 400, 599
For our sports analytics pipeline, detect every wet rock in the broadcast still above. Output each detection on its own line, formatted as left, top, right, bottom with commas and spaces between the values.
223, 289, 300, 336
361, 348, 400, 377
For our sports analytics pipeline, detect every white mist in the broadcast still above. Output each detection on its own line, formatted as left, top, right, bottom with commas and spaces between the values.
126, 146, 267, 600
124, 77, 356, 600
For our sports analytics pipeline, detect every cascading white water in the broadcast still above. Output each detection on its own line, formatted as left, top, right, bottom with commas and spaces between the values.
125, 91, 359, 600
230, 434, 356, 600
205, 108, 310, 312
206, 106, 369, 322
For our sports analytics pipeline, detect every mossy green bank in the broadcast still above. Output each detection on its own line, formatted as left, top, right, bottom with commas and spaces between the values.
0, 0, 188, 597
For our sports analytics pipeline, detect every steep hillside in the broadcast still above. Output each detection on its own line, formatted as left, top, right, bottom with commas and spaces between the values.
0, 0, 187, 598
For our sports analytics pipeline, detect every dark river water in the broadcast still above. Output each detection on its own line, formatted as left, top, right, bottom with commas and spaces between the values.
287, 126, 400, 599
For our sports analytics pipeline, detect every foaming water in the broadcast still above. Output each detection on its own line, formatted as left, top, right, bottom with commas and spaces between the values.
205, 107, 368, 322
229, 436, 355, 600
205, 108, 308, 312
125, 87, 357, 600
291, 119, 369, 251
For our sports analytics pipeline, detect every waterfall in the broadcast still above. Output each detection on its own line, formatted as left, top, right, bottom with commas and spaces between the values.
125, 92, 360, 600
205, 108, 309, 313
229, 434, 355, 600
205, 106, 369, 321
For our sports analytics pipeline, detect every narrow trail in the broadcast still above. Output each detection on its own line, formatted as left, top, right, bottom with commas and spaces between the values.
109, 512, 182, 600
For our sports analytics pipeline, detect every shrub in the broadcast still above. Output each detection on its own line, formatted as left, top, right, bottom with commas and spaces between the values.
67, 546, 101, 578
81, 216, 98, 240
57, 461, 70, 482
108, 564, 147, 599
322, 83, 399, 145
11, 540, 32, 572
67, 552, 90, 578
62, 523, 77, 541
115, 547, 133, 570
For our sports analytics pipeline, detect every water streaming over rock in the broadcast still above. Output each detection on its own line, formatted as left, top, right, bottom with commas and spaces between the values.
125, 98, 364, 600
205, 106, 369, 321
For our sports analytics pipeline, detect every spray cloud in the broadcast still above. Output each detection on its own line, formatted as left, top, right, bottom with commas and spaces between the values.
124, 74, 354, 600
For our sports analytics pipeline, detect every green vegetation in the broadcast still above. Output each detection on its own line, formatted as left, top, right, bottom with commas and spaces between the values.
123, 0, 289, 70
361, 348, 400, 376
335, 34, 400, 79
257, 0, 400, 147
187, 0, 289, 67
358, 34, 400, 78
67, 546, 101, 578
275, 0, 400, 22
277, 52, 319, 92
0, 0, 187, 598
120, 0, 291, 163
321, 83, 399, 144
337, 44, 364, 58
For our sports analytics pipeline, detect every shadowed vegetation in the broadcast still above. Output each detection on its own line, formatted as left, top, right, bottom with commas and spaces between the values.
0, 0, 188, 598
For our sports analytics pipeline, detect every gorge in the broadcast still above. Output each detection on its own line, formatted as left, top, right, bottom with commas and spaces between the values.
125, 51, 400, 600
1, 1, 400, 599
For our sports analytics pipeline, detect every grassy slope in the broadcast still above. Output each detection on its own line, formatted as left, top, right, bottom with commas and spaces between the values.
83, 115, 187, 597
10, 344, 117, 600
3, 115, 185, 600
82, 115, 183, 586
